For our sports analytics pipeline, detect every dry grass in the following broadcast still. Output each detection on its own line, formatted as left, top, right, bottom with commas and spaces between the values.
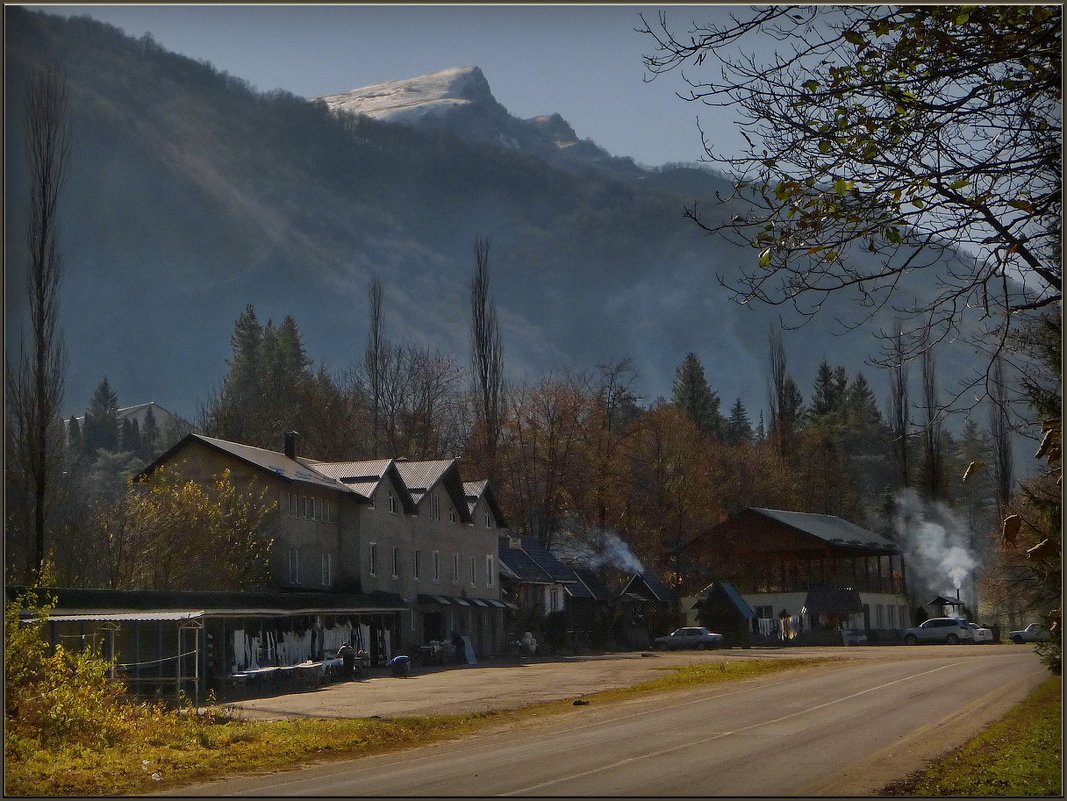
881, 676, 1062, 797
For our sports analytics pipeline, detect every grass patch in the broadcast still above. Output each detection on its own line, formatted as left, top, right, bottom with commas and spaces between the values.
5, 655, 833, 796
882, 676, 1062, 797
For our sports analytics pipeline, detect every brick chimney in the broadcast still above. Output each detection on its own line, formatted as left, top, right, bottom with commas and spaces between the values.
284, 431, 299, 460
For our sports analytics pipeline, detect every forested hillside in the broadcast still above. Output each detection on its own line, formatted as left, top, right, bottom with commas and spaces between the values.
6, 7, 988, 423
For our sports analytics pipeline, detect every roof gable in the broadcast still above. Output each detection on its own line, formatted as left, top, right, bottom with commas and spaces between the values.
618, 572, 674, 602
395, 460, 472, 524
139, 433, 348, 492
464, 480, 508, 528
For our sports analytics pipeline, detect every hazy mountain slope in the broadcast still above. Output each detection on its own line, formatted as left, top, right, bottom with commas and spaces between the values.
5, 9, 989, 427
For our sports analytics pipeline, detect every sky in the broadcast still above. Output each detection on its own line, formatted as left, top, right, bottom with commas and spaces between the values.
27, 4, 746, 169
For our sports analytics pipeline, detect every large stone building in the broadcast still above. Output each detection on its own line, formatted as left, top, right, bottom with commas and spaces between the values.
133, 432, 507, 663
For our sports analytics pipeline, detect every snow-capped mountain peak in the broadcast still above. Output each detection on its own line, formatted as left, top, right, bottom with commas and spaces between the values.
315, 66, 494, 124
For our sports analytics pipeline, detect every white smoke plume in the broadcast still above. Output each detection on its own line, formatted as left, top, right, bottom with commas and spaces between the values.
556, 527, 645, 574
894, 488, 978, 599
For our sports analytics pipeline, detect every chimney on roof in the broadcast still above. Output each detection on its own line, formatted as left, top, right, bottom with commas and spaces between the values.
284, 431, 299, 460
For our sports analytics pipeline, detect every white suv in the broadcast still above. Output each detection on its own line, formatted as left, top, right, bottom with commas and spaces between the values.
903, 618, 974, 645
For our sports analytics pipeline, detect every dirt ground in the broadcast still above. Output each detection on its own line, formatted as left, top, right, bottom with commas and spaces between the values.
219, 647, 844, 722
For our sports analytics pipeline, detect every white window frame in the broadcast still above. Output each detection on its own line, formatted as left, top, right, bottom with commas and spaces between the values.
369, 542, 378, 576
486, 554, 495, 588
389, 493, 399, 514
321, 552, 332, 586
448, 504, 457, 524
430, 492, 440, 521
485, 510, 492, 528
433, 550, 441, 583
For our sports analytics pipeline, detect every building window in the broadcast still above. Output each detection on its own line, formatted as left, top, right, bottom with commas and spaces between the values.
448, 505, 457, 524
389, 493, 399, 514
486, 555, 495, 588
430, 493, 440, 521
288, 492, 297, 517
433, 550, 441, 583
303, 495, 311, 519
314, 497, 323, 521
413, 549, 421, 581
369, 542, 378, 576
288, 548, 299, 584
392, 546, 401, 578
550, 587, 560, 612
470, 556, 477, 586
323, 499, 330, 523
452, 553, 460, 584
321, 553, 332, 586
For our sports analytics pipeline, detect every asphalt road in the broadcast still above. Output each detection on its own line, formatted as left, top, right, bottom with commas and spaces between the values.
173, 646, 1047, 797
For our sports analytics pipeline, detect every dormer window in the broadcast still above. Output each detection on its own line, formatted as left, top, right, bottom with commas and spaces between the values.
485, 510, 492, 528
389, 493, 399, 514
448, 505, 457, 524
430, 493, 440, 521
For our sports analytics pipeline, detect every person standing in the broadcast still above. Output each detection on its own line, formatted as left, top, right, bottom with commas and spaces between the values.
336, 642, 356, 680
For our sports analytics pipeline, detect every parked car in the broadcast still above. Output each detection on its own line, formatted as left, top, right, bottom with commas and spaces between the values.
903, 618, 973, 645
966, 623, 995, 644
653, 627, 723, 650
1009, 623, 1051, 644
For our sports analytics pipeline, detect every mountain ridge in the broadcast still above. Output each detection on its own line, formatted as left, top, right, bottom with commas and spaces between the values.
5, 8, 991, 433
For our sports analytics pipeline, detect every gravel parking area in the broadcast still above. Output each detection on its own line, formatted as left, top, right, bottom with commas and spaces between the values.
219, 643, 1009, 722
220, 648, 819, 721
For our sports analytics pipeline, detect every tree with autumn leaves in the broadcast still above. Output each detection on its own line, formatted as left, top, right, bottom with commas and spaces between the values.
77, 465, 277, 591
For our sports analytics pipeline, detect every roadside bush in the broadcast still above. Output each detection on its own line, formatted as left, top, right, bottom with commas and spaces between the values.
4, 590, 163, 751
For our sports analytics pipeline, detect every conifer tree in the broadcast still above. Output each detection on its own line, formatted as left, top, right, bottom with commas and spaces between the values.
82, 376, 119, 455
724, 398, 753, 446
140, 405, 159, 460
671, 352, 723, 440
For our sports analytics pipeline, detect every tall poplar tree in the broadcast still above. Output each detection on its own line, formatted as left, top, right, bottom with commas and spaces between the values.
5, 65, 72, 583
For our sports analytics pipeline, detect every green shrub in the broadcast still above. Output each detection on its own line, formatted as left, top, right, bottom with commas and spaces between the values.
4, 590, 163, 749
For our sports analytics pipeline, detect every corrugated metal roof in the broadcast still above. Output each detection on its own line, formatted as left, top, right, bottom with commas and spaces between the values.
394, 460, 454, 492
190, 435, 344, 490
6, 586, 408, 613
751, 508, 898, 552
309, 459, 392, 482
35, 610, 205, 623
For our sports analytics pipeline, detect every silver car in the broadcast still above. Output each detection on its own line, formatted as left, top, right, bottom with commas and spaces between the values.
653, 627, 723, 650
903, 617, 973, 645
966, 623, 995, 644
1009, 623, 1051, 643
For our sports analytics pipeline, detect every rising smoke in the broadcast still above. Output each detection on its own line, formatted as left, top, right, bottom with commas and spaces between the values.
894, 488, 978, 602
557, 527, 646, 574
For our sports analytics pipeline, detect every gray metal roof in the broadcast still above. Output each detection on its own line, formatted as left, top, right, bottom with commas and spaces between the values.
189, 434, 345, 491
750, 508, 898, 552
394, 460, 454, 493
